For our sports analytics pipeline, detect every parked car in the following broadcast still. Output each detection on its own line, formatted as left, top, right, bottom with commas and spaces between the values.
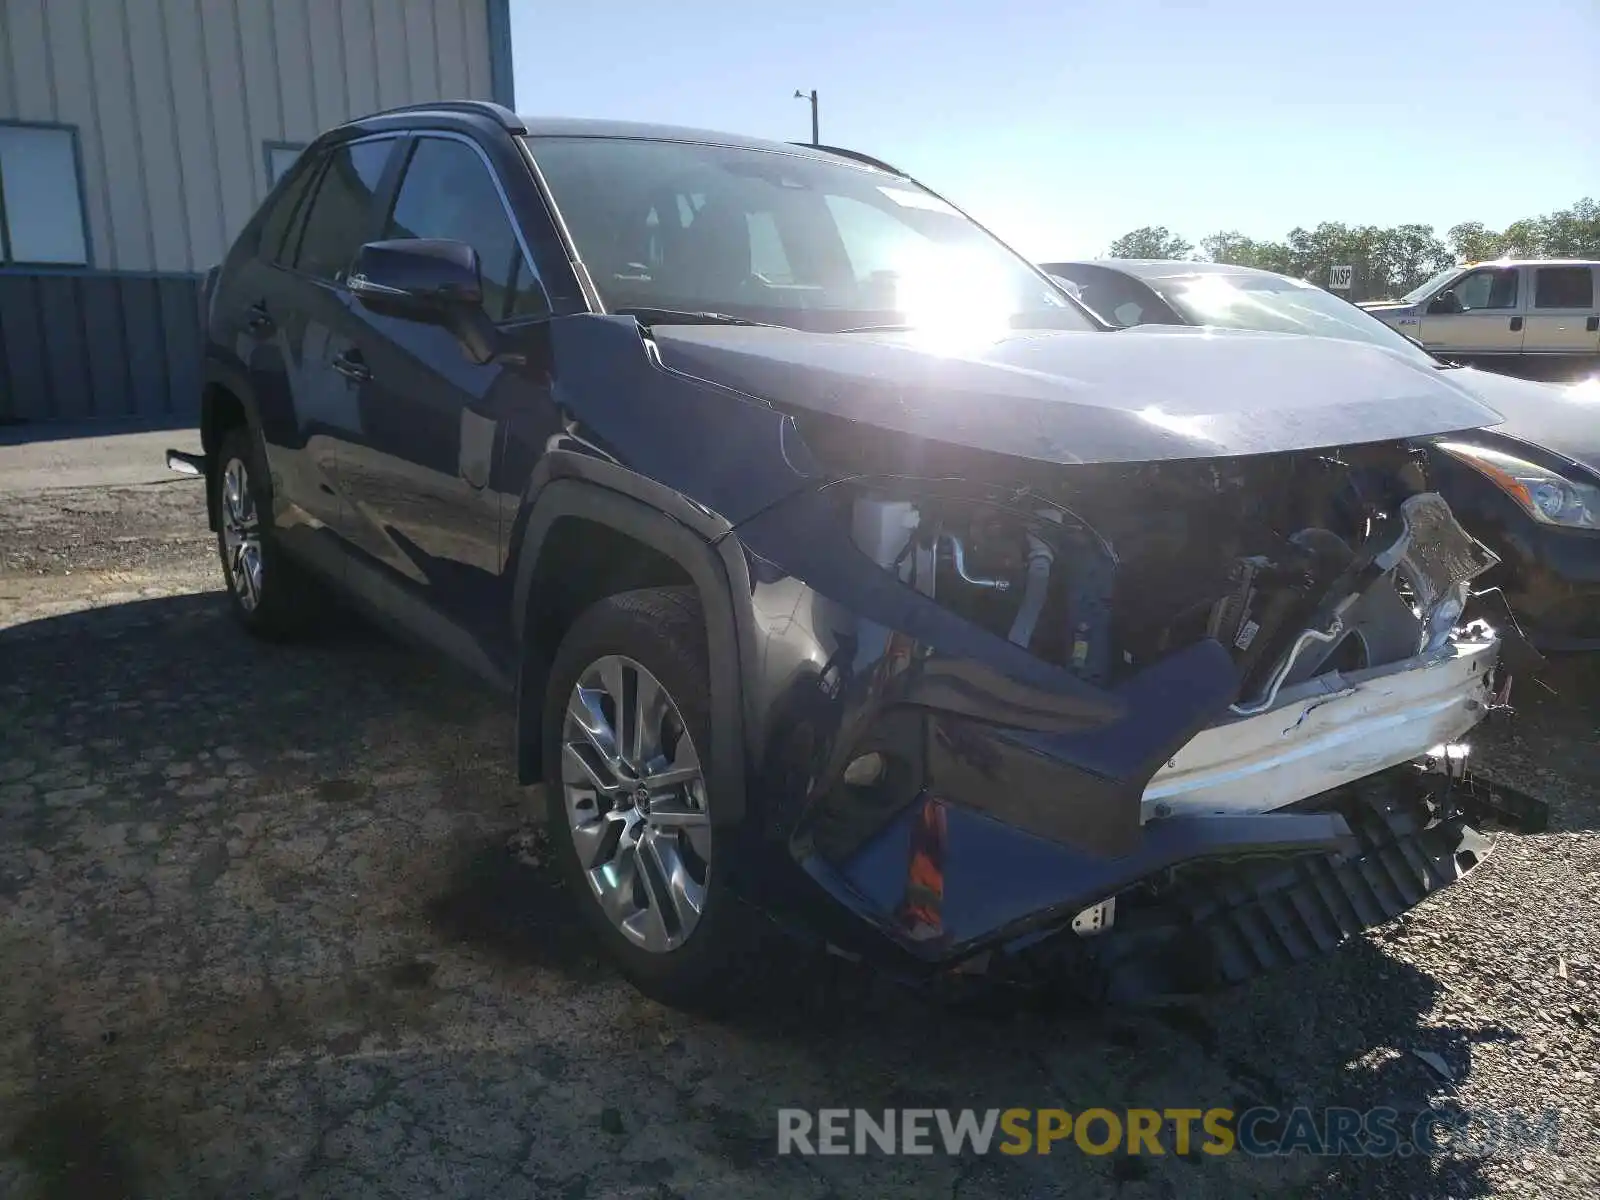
1359, 259, 1600, 375
1043, 259, 1600, 650
170, 102, 1544, 1009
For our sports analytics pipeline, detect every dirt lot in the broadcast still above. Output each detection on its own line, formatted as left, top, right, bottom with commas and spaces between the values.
1, 475, 1597, 1199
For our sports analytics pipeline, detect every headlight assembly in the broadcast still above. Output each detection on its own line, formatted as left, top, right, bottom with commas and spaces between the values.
1435, 442, 1600, 530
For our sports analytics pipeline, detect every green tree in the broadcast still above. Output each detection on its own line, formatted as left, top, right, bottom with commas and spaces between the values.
1199, 231, 1293, 273
1106, 225, 1193, 260
1446, 221, 1502, 263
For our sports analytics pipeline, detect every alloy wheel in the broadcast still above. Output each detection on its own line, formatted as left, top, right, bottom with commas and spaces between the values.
220, 457, 263, 611
560, 654, 711, 953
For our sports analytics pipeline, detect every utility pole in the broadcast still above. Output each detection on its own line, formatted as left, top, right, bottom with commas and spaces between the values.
793, 88, 819, 145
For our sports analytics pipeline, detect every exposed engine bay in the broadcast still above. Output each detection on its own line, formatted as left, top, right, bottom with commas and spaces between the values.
849, 440, 1502, 713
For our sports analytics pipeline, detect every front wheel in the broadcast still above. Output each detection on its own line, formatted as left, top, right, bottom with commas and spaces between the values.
542, 587, 760, 1008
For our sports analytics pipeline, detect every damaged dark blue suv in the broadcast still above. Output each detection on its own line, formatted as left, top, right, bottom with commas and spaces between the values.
172, 101, 1546, 1009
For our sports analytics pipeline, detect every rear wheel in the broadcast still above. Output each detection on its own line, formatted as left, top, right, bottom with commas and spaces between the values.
213, 425, 329, 639
542, 587, 760, 1008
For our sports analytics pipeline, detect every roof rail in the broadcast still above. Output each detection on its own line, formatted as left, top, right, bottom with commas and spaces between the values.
355, 99, 525, 133
794, 142, 906, 177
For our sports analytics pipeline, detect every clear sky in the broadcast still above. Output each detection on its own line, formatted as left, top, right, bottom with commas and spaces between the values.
508, 0, 1597, 260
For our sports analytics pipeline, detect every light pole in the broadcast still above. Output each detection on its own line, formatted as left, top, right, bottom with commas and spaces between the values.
793, 88, 819, 145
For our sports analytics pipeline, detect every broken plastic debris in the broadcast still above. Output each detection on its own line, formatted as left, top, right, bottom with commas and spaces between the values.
1411, 1049, 1455, 1082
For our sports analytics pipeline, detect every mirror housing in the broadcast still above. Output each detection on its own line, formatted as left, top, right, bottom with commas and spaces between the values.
1427, 289, 1465, 316
348, 239, 500, 363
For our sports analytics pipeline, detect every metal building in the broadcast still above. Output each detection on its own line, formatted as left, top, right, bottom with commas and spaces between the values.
0, 0, 513, 424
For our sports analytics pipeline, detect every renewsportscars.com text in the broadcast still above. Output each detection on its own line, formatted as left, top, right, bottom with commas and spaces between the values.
776, 1106, 1562, 1159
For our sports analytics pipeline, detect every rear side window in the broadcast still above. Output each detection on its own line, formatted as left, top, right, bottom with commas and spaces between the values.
384, 137, 548, 320
289, 137, 397, 283
1533, 266, 1595, 309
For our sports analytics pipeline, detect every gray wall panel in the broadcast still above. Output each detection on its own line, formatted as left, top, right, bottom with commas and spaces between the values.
339, 0, 380, 120
270, 0, 318, 143
4, 0, 51, 117
371, 0, 411, 114
199, 0, 257, 255
433, 0, 469, 99
462, 0, 491, 101
79, 278, 134, 417
0, 276, 49, 419
304, 0, 347, 137
120, 276, 171, 417
124, 0, 194, 272
42, 0, 111, 268
84, 2, 155, 271
404, 0, 441, 103
157, 276, 201, 417
2, 1, 499, 420
162, 0, 226, 272
37, 276, 91, 419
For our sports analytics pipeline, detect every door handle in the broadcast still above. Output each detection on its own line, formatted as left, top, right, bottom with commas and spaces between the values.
1509, 316, 1523, 332
331, 350, 370, 383
245, 301, 274, 336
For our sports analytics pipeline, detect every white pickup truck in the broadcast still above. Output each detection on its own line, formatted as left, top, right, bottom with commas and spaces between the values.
1360, 259, 1600, 367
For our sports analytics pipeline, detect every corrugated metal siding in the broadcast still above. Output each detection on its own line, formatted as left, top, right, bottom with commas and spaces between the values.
0, 0, 498, 274
0, 0, 504, 421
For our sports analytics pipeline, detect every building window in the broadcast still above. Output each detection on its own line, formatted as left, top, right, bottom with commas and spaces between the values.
265, 141, 308, 187
0, 122, 90, 266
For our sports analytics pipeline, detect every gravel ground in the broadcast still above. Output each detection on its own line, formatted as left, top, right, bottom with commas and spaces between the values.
0, 478, 1596, 1199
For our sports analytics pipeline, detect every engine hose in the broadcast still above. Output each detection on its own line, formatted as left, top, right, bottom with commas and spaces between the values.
1007, 533, 1055, 647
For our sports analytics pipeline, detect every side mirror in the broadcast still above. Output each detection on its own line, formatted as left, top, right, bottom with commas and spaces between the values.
1427, 289, 1465, 316
348, 239, 499, 363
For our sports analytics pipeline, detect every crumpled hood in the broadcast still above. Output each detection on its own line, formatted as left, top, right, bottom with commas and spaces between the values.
1445, 368, 1600, 474
649, 323, 1502, 464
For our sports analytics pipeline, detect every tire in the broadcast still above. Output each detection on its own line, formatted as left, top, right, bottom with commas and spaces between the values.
542, 586, 760, 1009
212, 424, 329, 639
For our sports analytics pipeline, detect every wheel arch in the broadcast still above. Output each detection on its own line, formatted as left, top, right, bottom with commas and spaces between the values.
200, 361, 261, 532
511, 477, 751, 826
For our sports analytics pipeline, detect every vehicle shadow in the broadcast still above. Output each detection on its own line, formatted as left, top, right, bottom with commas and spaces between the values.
0, 591, 1584, 1199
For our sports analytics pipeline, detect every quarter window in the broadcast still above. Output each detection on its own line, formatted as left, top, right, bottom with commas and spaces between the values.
265, 142, 308, 187
384, 137, 548, 321
1451, 268, 1519, 311
260, 150, 323, 265
0, 123, 89, 265
290, 137, 397, 283
1533, 266, 1594, 309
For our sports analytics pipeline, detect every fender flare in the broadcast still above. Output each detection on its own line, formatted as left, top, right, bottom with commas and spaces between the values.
510, 476, 750, 826
200, 360, 263, 530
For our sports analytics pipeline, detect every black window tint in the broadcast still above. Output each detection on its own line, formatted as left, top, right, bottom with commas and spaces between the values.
1533, 266, 1594, 309
384, 137, 548, 320
260, 150, 323, 264
291, 138, 396, 282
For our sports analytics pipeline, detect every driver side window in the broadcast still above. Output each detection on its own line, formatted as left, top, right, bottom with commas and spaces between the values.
1449, 268, 1519, 311
384, 136, 549, 320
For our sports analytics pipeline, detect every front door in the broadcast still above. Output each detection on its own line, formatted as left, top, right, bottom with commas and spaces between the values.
336, 133, 555, 668
1523, 264, 1600, 355
1417, 264, 1526, 355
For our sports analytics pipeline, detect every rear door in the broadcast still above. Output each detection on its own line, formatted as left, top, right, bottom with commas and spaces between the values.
227, 136, 399, 579
1523, 264, 1599, 355
335, 131, 555, 661
1417, 264, 1526, 355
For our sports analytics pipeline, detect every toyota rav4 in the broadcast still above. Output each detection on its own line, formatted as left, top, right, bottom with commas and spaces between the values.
169, 101, 1546, 1008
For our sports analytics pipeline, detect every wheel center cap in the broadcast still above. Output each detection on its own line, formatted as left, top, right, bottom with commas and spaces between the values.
634, 783, 651, 812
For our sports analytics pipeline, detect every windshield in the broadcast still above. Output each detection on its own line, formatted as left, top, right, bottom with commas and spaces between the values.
526, 136, 1088, 335
1399, 265, 1463, 305
1154, 272, 1436, 366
